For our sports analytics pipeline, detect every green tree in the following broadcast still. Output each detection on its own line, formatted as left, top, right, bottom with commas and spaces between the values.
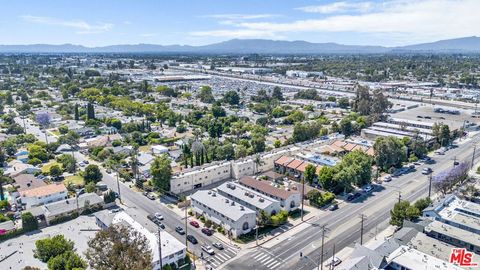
85, 182, 96, 193
74, 104, 79, 121
272, 86, 284, 101
197, 86, 215, 103
414, 197, 432, 212
49, 165, 63, 178
150, 155, 172, 191
223, 90, 240, 105
34, 235, 74, 262
373, 136, 407, 171
390, 201, 420, 227
47, 251, 86, 270
22, 212, 38, 232
318, 166, 336, 191
274, 140, 281, 148
304, 164, 317, 185
83, 164, 102, 184
57, 154, 76, 173
58, 125, 69, 135
339, 118, 354, 136
85, 225, 153, 270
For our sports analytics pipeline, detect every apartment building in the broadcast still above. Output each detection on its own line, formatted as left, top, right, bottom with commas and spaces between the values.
191, 190, 256, 238
239, 176, 301, 212
19, 183, 68, 209
216, 182, 281, 216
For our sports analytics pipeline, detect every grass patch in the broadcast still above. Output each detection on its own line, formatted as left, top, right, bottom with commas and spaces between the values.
288, 209, 308, 220
50, 130, 61, 136
235, 226, 279, 244
41, 161, 62, 174
64, 175, 84, 187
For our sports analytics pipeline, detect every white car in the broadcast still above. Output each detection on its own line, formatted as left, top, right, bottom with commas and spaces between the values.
201, 245, 215, 255
383, 176, 392, 182
325, 256, 342, 267
363, 185, 374, 193
154, 212, 164, 220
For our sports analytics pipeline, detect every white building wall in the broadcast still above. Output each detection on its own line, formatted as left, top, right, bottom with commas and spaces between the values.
191, 199, 256, 238
22, 190, 68, 209
170, 162, 231, 194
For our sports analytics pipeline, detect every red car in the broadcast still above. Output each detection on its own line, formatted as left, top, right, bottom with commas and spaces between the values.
202, 228, 213, 236
189, 220, 200, 228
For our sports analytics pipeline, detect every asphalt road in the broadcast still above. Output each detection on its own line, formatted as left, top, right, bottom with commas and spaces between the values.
224, 134, 480, 270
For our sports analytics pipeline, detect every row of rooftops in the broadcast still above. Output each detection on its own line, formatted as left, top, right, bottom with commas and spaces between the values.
216, 182, 279, 210
191, 190, 256, 222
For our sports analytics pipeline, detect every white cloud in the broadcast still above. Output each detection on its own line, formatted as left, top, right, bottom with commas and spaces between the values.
202, 14, 278, 20
20, 15, 113, 34
296, 1, 373, 14
140, 33, 157, 37
190, 29, 279, 39
194, 0, 480, 45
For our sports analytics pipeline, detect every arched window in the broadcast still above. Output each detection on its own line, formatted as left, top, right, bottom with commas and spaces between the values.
242, 222, 249, 230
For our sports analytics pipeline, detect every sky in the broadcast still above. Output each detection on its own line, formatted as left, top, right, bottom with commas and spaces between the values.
0, 0, 479, 47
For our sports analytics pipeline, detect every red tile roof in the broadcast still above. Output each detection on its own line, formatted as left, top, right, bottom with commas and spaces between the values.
286, 159, 304, 170
239, 176, 299, 200
274, 156, 293, 166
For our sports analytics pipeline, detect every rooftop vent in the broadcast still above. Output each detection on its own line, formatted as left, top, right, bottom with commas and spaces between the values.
240, 206, 244, 211
259, 198, 264, 202
231, 201, 235, 206
208, 191, 212, 195
225, 199, 229, 203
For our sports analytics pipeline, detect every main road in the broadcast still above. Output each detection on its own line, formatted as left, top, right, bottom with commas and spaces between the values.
224, 134, 480, 270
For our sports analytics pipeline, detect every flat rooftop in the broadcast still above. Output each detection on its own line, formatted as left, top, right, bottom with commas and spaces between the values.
392, 105, 479, 130
216, 182, 279, 210
437, 196, 480, 233
191, 190, 256, 222
425, 220, 480, 248
387, 245, 462, 270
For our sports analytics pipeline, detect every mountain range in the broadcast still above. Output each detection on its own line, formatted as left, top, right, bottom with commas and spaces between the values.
1, 36, 480, 54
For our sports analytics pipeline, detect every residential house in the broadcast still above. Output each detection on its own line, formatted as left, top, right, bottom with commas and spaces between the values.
19, 183, 68, 209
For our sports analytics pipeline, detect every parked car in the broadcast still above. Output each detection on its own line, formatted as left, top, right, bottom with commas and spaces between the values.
383, 176, 392, 182
454, 161, 460, 166
154, 212, 164, 220
143, 191, 149, 197
190, 220, 200, 228
175, 226, 185, 235
329, 204, 338, 211
83, 160, 89, 164
187, 235, 198, 244
353, 192, 362, 199
212, 242, 224, 250
202, 228, 213, 236
201, 245, 215, 255
146, 193, 155, 200
346, 193, 355, 201
363, 185, 373, 193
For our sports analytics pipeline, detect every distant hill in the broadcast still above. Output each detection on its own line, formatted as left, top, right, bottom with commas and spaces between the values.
1, 37, 480, 54
395, 36, 480, 52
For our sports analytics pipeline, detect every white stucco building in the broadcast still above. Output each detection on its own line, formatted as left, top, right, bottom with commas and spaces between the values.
19, 183, 68, 209
191, 190, 256, 238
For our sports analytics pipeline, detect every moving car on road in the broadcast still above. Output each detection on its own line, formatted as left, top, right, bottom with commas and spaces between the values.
187, 235, 198, 244
325, 256, 342, 267
202, 245, 215, 255
154, 212, 164, 220
175, 226, 185, 235
422, 168, 433, 175
212, 242, 224, 250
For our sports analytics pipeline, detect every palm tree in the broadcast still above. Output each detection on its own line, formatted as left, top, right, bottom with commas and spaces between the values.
253, 154, 265, 175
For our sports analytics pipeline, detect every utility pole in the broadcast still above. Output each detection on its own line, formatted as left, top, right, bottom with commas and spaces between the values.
397, 191, 402, 204
320, 224, 328, 270
301, 178, 305, 221
116, 166, 122, 204
185, 204, 188, 248
331, 244, 336, 270
360, 214, 366, 245
452, 156, 457, 167
472, 145, 477, 169
158, 227, 163, 268
428, 174, 433, 199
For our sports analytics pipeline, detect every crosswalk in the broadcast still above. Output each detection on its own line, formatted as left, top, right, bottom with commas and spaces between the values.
249, 249, 283, 270
204, 245, 239, 269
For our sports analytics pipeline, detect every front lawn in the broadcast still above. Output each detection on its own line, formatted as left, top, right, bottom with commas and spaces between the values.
41, 161, 62, 174
64, 175, 85, 187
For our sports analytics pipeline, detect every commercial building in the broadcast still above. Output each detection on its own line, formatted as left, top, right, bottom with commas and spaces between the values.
190, 190, 256, 238
19, 183, 68, 209
216, 182, 281, 216
239, 176, 301, 212
94, 210, 186, 269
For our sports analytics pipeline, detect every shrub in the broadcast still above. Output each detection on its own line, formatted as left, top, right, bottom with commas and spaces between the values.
204, 219, 212, 228
217, 226, 225, 234
22, 212, 38, 232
